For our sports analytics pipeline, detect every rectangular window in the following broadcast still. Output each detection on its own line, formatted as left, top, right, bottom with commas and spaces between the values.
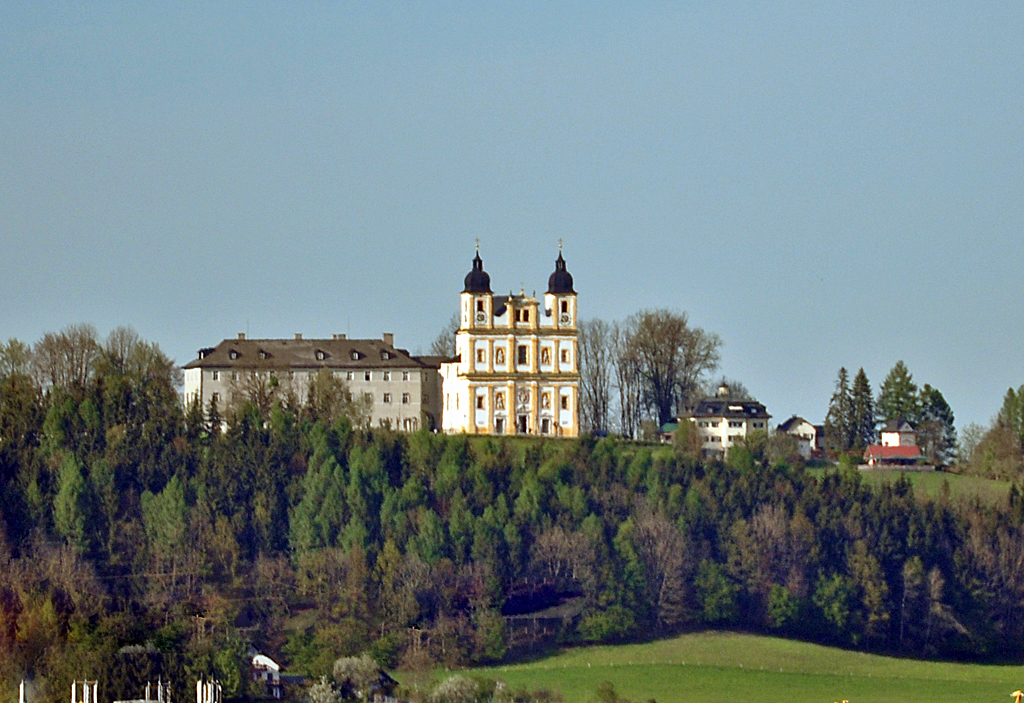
561, 300, 568, 313
476, 349, 486, 363
402, 393, 410, 404
560, 396, 569, 410
364, 392, 373, 403
347, 371, 354, 380
403, 371, 409, 381
212, 370, 219, 381
383, 371, 391, 381
211, 392, 220, 403
364, 371, 371, 381
517, 345, 528, 365
729, 421, 742, 428
477, 300, 485, 312
383, 393, 391, 403
560, 349, 570, 364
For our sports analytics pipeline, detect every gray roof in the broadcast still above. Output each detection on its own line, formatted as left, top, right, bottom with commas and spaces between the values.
883, 418, 915, 432
684, 398, 771, 420
183, 336, 439, 371
777, 415, 813, 432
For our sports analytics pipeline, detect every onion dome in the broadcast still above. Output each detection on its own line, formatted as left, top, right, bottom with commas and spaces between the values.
463, 252, 491, 293
547, 252, 575, 294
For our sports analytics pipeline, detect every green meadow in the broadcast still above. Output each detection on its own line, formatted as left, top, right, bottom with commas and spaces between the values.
809, 466, 1013, 505
407, 632, 1024, 703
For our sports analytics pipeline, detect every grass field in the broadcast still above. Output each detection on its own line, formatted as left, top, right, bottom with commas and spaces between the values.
401, 632, 1024, 703
810, 467, 1013, 505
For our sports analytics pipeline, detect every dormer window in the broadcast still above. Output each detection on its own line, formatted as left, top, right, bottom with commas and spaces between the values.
316, 349, 327, 361
380, 350, 391, 360
259, 349, 270, 360
229, 349, 241, 360
350, 351, 359, 360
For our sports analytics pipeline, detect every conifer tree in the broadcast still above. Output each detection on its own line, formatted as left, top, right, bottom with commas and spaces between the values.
851, 368, 875, 448
919, 384, 956, 465
877, 360, 921, 424
824, 367, 855, 451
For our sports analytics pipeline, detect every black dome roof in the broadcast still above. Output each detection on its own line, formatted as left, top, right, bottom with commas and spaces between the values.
463, 252, 492, 293
547, 252, 575, 294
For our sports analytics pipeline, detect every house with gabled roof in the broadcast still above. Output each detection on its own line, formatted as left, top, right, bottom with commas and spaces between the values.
863, 418, 923, 466
776, 415, 822, 459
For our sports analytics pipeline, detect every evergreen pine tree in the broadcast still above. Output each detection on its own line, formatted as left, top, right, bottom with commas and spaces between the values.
877, 360, 921, 424
824, 367, 855, 452
851, 368, 875, 448
919, 384, 956, 465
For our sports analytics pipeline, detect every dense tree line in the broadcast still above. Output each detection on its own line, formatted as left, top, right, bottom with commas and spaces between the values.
1, 328, 1024, 703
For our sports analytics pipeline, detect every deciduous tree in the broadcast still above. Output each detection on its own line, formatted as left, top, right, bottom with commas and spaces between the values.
33, 323, 100, 391
429, 313, 460, 358
578, 319, 614, 434
623, 309, 721, 428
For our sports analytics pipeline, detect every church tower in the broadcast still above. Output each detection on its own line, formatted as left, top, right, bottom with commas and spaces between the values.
440, 248, 579, 437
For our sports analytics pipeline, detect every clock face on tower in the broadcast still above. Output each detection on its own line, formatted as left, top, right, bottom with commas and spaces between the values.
476, 311, 487, 322
560, 312, 571, 324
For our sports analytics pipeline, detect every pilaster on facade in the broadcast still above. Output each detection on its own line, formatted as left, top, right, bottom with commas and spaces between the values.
440, 250, 579, 438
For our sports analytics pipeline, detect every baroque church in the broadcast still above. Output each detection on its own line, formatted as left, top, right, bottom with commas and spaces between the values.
440, 249, 579, 436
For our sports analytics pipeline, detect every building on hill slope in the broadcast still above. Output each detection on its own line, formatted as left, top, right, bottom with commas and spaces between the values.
864, 418, 923, 466
182, 333, 442, 430
776, 415, 823, 459
679, 385, 770, 457
440, 248, 579, 436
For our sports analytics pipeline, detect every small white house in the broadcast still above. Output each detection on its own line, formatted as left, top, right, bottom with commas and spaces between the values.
251, 654, 282, 699
776, 416, 821, 459
865, 419, 922, 466
881, 418, 917, 447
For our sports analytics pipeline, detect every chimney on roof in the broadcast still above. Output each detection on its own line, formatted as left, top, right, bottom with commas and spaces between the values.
332, 333, 347, 340
383, 333, 394, 346
294, 333, 302, 340
238, 333, 246, 340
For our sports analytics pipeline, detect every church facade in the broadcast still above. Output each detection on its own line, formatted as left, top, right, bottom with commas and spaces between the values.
440, 250, 579, 436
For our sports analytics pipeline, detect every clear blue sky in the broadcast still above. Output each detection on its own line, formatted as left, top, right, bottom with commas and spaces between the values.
3, 2, 1022, 430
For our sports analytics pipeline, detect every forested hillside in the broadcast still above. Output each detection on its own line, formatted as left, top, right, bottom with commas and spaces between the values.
3, 330, 1024, 703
